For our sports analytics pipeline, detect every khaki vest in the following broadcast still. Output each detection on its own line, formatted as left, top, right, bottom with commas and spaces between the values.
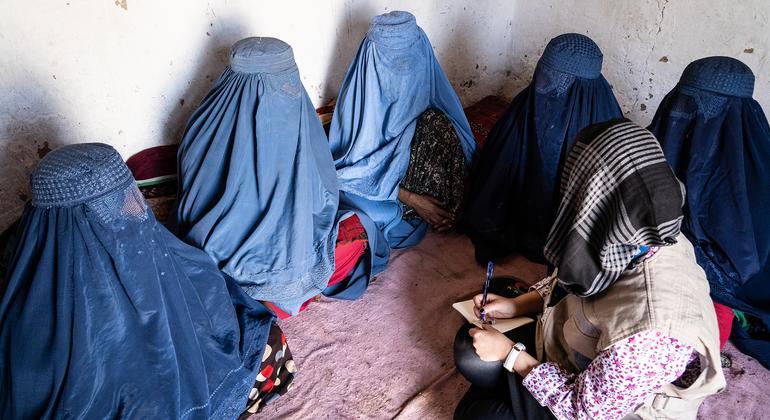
535, 235, 725, 419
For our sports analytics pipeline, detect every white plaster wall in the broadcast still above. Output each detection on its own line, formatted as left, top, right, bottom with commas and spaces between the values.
1, 0, 769, 230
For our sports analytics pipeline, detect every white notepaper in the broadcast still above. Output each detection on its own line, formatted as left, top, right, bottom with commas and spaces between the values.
452, 299, 534, 333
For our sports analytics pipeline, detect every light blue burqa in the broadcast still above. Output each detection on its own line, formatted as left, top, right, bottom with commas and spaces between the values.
328, 11, 477, 249
176, 38, 339, 313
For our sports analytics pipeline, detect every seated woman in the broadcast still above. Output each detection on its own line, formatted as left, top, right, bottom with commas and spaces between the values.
648, 56, 770, 369
176, 37, 369, 313
328, 11, 477, 253
454, 120, 725, 419
0, 144, 294, 418
463, 33, 622, 265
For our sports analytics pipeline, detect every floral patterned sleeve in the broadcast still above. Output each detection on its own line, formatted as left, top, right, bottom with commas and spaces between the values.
528, 276, 554, 300
522, 330, 696, 420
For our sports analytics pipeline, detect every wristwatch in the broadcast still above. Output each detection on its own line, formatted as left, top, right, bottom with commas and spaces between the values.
503, 342, 526, 372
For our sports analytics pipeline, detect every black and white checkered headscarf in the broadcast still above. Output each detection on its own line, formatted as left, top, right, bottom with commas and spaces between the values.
543, 119, 685, 297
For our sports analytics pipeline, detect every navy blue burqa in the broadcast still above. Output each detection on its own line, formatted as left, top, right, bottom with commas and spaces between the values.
0, 144, 273, 418
463, 33, 622, 264
648, 57, 770, 367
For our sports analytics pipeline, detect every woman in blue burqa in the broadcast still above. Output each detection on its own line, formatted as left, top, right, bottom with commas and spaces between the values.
463, 33, 622, 264
328, 11, 478, 259
175, 37, 380, 312
0, 143, 296, 418
648, 56, 770, 368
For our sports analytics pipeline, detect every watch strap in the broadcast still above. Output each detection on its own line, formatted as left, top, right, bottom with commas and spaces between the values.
503, 342, 526, 372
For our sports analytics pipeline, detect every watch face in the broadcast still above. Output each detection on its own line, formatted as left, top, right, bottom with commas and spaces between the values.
514, 342, 526, 352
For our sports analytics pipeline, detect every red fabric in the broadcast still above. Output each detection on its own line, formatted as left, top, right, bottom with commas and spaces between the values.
260, 378, 275, 393
266, 215, 368, 319
315, 98, 336, 117
713, 302, 734, 350
125, 145, 178, 181
125, 145, 179, 198
260, 364, 274, 379
317, 99, 336, 135
263, 302, 292, 320
462, 95, 509, 148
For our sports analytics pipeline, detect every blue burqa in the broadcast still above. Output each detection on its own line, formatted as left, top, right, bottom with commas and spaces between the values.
648, 56, 770, 367
176, 38, 340, 313
328, 11, 477, 250
463, 33, 622, 264
0, 144, 273, 419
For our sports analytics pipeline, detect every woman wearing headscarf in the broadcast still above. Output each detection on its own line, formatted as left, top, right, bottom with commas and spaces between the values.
0, 143, 295, 418
453, 121, 724, 419
328, 11, 477, 253
463, 33, 622, 265
648, 56, 770, 369
176, 37, 371, 313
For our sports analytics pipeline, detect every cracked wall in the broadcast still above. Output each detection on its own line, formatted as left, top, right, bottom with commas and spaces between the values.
1, 0, 769, 230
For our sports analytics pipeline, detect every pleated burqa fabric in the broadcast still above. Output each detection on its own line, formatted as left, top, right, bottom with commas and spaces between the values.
0, 144, 273, 419
464, 33, 622, 264
176, 38, 339, 313
328, 11, 477, 249
648, 56, 770, 367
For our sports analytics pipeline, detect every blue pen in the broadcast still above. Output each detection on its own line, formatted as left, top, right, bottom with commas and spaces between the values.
480, 261, 494, 322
